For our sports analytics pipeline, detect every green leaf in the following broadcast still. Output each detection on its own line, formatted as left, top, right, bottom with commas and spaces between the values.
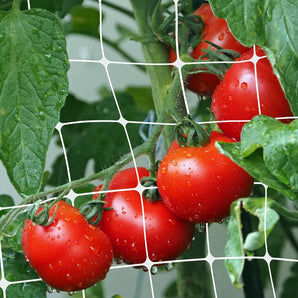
6, 282, 46, 298
209, 0, 298, 115
0, 6, 69, 196
225, 197, 279, 289
224, 199, 244, 289
1, 211, 27, 253
216, 116, 298, 200
3, 248, 38, 280
281, 262, 298, 298
63, 5, 100, 38
0, 194, 14, 208
125, 86, 154, 112
2, 248, 47, 297
48, 93, 146, 186
73, 282, 104, 298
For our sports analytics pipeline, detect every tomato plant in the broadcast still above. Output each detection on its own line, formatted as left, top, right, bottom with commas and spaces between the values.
211, 46, 293, 140
21, 201, 114, 292
0, 0, 297, 297
97, 167, 195, 264
157, 131, 254, 223
169, 3, 249, 96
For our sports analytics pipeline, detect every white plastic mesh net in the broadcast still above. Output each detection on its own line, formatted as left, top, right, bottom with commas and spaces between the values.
0, 0, 297, 297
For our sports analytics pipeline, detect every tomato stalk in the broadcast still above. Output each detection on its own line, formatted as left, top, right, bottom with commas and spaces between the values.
0, 115, 168, 234
241, 209, 264, 298
176, 229, 214, 298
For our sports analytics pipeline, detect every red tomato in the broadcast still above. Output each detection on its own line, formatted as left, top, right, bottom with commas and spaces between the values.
170, 3, 249, 96
211, 46, 293, 141
157, 131, 254, 223
21, 201, 114, 292
98, 167, 195, 264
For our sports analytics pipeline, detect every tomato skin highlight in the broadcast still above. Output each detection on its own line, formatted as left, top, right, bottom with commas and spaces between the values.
21, 201, 114, 292
98, 167, 195, 264
157, 132, 254, 223
170, 3, 249, 96
211, 46, 293, 141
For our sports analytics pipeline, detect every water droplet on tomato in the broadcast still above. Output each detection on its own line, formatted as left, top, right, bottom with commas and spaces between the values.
187, 180, 192, 187
165, 263, 173, 271
48, 264, 54, 270
89, 246, 99, 255
161, 167, 167, 174
186, 153, 193, 158
168, 218, 175, 226
46, 286, 54, 293
228, 95, 233, 101
245, 106, 251, 112
84, 234, 93, 241
198, 223, 206, 233
151, 266, 158, 275
218, 32, 225, 41
65, 240, 70, 245
234, 80, 239, 87
222, 104, 228, 110
241, 82, 248, 90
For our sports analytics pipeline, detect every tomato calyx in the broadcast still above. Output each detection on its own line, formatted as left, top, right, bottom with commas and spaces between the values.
141, 176, 162, 203
80, 197, 112, 226
154, 3, 204, 51
27, 200, 59, 226
174, 115, 213, 147
190, 41, 241, 78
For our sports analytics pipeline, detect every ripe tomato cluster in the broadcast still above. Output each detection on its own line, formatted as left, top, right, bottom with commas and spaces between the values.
170, 3, 293, 140
97, 167, 195, 265
170, 3, 250, 96
20, 3, 294, 295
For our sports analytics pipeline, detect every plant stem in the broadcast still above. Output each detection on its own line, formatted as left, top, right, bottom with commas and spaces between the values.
0, 121, 166, 234
129, 0, 174, 148
270, 200, 298, 220
102, 36, 146, 72
241, 209, 264, 298
279, 216, 298, 252
176, 229, 213, 298
101, 0, 135, 19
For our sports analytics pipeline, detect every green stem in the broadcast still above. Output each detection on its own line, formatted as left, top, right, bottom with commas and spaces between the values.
241, 209, 264, 298
102, 36, 146, 72
176, 229, 213, 298
271, 201, 298, 220
129, 0, 174, 148
12, 0, 21, 10
101, 0, 135, 19
279, 217, 298, 253
0, 119, 166, 234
